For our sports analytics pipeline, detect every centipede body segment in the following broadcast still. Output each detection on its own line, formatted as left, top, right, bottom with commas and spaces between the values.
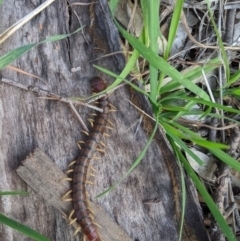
71, 77, 110, 241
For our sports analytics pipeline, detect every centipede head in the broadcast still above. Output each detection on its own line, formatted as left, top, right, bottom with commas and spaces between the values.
91, 77, 107, 93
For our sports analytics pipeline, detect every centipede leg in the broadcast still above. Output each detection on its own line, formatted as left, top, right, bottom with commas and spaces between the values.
66, 169, 74, 174
68, 209, 75, 221
77, 141, 85, 150
109, 103, 117, 110
96, 147, 105, 153
107, 119, 114, 127
86, 180, 94, 185
106, 125, 114, 130
69, 217, 78, 225
88, 118, 94, 127
103, 132, 110, 137
61, 177, 73, 182
68, 160, 76, 167
89, 165, 97, 172
99, 141, 107, 148
92, 156, 101, 161
92, 220, 102, 229
87, 172, 95, 177
85, 193, 95, 215
60, 177, 73, 183
73, 226, 81, 236
81, 130, 89, 136
62, 190, 73, 201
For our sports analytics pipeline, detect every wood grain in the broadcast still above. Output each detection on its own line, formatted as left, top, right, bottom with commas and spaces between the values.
16, 148, 132, 241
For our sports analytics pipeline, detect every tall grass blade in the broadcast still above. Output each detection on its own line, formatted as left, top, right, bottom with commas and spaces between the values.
0, 213, 51, 241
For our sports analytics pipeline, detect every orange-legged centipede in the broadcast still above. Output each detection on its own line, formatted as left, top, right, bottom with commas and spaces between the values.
72, 77, 109, 241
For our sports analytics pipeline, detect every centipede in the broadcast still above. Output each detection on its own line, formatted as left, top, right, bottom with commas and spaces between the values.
71, 77, 110, 241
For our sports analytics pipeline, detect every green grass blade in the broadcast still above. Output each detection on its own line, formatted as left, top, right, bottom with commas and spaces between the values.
164, 0, 184, 58
170, 139, 185, 241
160, 58, 222, 94
140, 0, 149, 46
148, 0, 160, 103
115, 20, 210, 101
177, 152, 237, 241
0, 191, 28, 196
0, 43, 35, 69
97, 114, 159, 198
170, 121, 228, 149
208, 148, 240, 172
93, 65, 150, 98
223, 69, 240, 88
109, 0, 119, 15
162, 119, 227, 149
0, 213, 51, 241
171, 101, 196, 121
0, 26, 83, 69
168, 96, 240, 114
206, 0, 230, 81
166, 120, 240, 171
160, 121, 204, 165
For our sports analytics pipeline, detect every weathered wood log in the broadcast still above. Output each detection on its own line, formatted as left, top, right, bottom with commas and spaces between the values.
16, 148, 132, 241
0, 0, 209, 241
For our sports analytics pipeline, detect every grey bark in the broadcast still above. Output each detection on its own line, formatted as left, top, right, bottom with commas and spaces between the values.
0, 0, 209, 241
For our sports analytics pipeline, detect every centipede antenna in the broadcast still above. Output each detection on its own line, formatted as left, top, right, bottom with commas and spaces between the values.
89, 165, 97, 172
69, 217, 78, 225
66, 169, 74, 174
107, 119, 114, 126
100, 141, 107, 148
73, 226, 81, 236
81, 130, 89, 136
68, 160, 76, 167
86, 180, 94, 185
106, 125, 114, 130
103, 132, 110, 137
96, 147, 105, 153
68, 210, 75, 221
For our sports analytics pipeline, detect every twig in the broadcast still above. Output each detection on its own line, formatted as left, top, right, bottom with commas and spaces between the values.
1, 77, 102, 131
0, 0, 56, 44
177, 118, 239, 131
69, 102, 89, 132
181, 10, 240, 50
